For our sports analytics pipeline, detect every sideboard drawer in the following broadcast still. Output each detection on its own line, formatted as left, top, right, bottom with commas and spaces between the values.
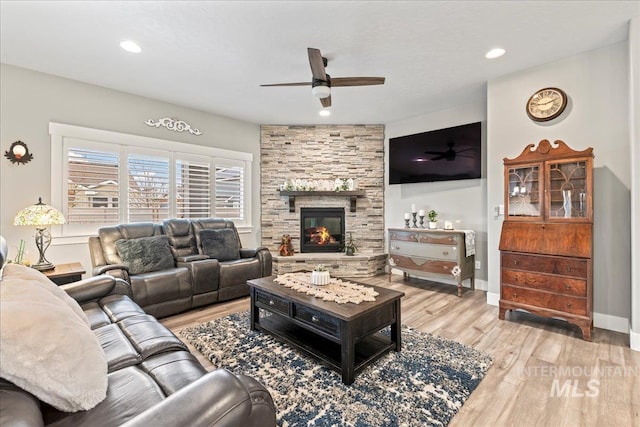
501, 270, 587, 297
294, 304, 339, 338
390, 254, 457, 275
501, 253, 587, 278
256, 290, 290, 316
389, 240, 458, 261
501, 285, 587, 316
388, 230, 458, 245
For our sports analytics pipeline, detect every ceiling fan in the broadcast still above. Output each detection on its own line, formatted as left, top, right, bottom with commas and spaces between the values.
425, 141, 475, 161
260, 48, 385, 108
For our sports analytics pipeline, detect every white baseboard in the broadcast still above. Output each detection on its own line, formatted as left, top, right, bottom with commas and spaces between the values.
630, 326, 640, 352
593, 312, 629, 334
486, 292, 500, 306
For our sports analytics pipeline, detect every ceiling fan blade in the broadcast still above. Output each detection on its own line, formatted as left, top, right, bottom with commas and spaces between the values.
331, 77, 385, 87
320, 95, 332, 108
429, 155, 446, 161
260, 82, 311, 87
424, 150, 446, 155
308, 48, 327, 81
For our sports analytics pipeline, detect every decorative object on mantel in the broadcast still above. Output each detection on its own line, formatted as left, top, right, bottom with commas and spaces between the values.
418, 209, 425, 228
278, 234, 294, 256
14, 197, 66, 271
428, 210, 438, 229
281, 178, 356, 192
144, 117, 203, 135
343, 232, 358, 256
274, 272, 378, 304
4, 141, 33, 165
403, 213, 411, 228
310, 264, 330, 285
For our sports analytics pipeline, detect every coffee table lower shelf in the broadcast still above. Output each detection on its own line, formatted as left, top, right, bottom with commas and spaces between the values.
256, 313, 395, 376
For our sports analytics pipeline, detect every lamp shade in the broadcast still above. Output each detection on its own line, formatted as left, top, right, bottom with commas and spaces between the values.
14, 198, 65, 228
312, 85, 331, 99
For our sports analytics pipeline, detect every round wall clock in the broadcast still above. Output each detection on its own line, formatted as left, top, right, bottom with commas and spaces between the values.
526, 87, 567, 122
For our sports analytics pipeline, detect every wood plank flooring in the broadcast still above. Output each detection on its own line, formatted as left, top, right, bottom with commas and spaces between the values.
162, 275, 640, 426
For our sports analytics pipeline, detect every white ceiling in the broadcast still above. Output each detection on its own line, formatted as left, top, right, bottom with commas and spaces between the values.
1, 1, 638, 125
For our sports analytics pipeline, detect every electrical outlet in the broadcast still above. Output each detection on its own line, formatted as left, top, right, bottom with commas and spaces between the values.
475, 261, 481, 270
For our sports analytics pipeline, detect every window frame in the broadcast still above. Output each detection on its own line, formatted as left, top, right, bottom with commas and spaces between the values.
50, 122, 253, 244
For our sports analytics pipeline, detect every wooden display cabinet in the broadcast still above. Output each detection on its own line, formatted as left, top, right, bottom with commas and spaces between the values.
499, 140, 594, 341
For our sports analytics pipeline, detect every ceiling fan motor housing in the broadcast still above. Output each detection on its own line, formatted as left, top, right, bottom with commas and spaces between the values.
312, 75, 331, 98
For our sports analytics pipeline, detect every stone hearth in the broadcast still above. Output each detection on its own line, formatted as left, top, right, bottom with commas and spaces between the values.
260, 125, 385, 277
273, 252, 387, 278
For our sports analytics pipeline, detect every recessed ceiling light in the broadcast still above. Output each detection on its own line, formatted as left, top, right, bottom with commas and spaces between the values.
319, 109, 331, 117
120, 40, 142, 53
485, 48, 505, 59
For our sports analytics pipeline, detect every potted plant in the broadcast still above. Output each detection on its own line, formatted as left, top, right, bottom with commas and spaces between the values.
428, 210, 438, 229
311, 264, 330, 286
344, 232, 358, 256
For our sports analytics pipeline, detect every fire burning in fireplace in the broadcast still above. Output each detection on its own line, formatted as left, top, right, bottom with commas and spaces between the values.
308, 226, 337, 245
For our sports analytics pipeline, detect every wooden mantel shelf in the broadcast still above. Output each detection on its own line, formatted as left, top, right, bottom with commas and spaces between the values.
278, 190, 366, 212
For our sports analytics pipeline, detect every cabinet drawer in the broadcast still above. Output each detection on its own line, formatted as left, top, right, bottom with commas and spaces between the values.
502, 270, 586, 297
501, 285, 587, 316
388, 230, 458, 245
294, 305, 339, 337
256, 290, 290, 316
501, 253, 587, 278
390, 254, 457, 275
389, 240, 458, 261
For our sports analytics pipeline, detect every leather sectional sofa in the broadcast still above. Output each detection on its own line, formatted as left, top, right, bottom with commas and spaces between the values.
89, 218, 272, 318
0, 237, 276, 426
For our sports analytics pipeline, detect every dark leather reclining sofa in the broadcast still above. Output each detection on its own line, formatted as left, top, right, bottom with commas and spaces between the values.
0, 235, 276, 426
89, 218, 272, 318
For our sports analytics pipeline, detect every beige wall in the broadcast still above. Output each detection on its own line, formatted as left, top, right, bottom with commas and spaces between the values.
487, 41, 631, 332
0, 64, 261, 275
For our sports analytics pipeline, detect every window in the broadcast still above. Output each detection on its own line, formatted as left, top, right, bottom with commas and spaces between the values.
50, 123, 252, 240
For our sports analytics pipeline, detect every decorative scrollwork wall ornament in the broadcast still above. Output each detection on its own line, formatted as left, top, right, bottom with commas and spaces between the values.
4, 141, 33, 165
144, 117, 203, 135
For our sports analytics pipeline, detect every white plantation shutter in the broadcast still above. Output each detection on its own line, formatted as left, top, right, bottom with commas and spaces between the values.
215, 163, 244, 220
127, 153, 170, 222
176, 158, 211, 218
66, 147, 120, 224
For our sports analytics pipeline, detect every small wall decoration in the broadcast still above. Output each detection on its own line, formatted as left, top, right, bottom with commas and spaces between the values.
144, 117, 203, 135
4, 141, 33, 165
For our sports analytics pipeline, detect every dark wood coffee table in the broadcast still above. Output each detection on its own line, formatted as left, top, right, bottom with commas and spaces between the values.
247, 275, 404, 385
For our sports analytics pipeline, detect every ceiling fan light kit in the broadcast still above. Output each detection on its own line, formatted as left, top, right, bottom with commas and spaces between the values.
261, 47, 385, 108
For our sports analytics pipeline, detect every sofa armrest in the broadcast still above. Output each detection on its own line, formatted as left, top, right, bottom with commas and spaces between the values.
175, 254, 210, 262
240, 247, 272, 277
93, 264, 130, 283
120, 369, 275, 427
62, 277, 132, 302
0, 379, 44, 427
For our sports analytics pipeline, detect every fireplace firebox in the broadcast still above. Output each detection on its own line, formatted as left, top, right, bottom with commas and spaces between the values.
300, 207, 345, 253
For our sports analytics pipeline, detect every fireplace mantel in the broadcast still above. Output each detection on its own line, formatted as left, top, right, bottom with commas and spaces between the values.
278, 190, 365, 212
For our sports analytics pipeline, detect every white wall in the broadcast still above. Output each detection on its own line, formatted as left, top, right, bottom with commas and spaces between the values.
0, 64, 261, 276
487, 41, 631, 332
629, 17, 640, 350
385, 100, 488, 289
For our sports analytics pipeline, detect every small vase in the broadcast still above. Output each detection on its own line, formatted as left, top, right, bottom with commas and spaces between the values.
311, 270, 330, 286
428, 221, 437, 229
345, 247, 355, 256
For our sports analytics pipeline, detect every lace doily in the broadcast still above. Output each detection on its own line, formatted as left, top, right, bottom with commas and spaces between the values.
273, 272, 378, 304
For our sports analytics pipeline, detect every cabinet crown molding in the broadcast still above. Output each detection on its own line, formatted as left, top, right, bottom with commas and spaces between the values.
503, 139, 593, 165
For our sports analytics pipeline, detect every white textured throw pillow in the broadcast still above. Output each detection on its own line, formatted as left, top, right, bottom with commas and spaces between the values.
0, 264, 108, 412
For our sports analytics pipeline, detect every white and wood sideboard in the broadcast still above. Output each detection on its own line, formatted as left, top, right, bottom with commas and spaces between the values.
388, 228, 475, 297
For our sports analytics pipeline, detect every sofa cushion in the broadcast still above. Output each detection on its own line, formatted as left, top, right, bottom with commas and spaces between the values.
116, 236, 175, 275
0, 264, 108, 412
199, 229, 240, 261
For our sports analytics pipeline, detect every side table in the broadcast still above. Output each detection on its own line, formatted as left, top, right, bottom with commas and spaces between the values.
43, 262, 86, 285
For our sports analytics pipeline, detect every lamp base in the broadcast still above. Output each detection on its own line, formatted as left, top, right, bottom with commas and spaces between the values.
32, 262, 55, 271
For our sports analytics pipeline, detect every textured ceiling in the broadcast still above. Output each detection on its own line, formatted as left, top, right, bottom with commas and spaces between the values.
1, 1, 638, 125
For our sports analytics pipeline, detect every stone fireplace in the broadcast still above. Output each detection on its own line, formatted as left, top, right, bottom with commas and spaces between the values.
300, 207, 345, 253
260, 125, 386, 277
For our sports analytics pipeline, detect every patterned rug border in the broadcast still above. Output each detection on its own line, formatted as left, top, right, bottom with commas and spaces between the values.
180, 312, 492, 427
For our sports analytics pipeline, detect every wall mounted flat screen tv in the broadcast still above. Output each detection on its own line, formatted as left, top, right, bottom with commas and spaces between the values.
388, 122, 482, 185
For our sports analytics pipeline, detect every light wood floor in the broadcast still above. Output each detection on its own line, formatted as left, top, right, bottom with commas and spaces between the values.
162, 275, 640, 426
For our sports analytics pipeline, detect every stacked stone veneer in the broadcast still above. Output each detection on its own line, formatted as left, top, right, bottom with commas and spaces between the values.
261, 125, 385, 277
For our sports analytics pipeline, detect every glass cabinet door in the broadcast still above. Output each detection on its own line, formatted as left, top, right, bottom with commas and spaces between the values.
546, 159, 589, 220
506, 164, 541, 219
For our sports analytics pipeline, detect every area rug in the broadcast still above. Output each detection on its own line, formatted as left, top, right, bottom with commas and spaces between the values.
180, 312, 492, 427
